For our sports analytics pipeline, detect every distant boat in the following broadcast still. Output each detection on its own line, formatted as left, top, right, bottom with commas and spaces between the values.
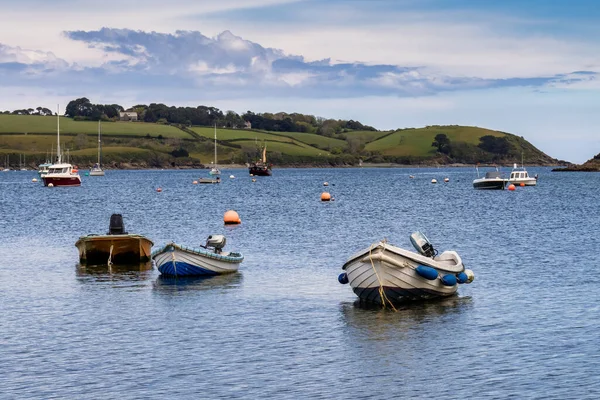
505, 163, 536, 186
248, 143, 272, 176
473, 167, 506, 190
338, 232, 474, 304
42, 107, 82, 187
198, 176, 221, 184
209, 124, 221, 176
2, 155, 10, 172
89, 121, 105, 176
75, 214, 153, 265
19, 154, 27, 171
152, 235, 243, 277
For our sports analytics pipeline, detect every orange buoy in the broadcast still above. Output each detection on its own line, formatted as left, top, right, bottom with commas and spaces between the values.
193, 180, 198, 184
321, 192, 331, 201
520, 182, 525, 187
508, 184, 516, 191
224, 210, 241, 225
156, 187, 162, 192
72, 169, 78, 173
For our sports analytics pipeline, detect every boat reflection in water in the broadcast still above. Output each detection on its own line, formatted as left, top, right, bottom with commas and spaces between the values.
75, 262, 154, 283
339, 295, 473, 338
152, 272, 243, 294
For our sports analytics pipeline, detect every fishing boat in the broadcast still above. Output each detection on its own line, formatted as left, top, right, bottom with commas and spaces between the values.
89, 121, 105, 176
248, 144, 272, 176
338, 232, 474, 305
505, 163, 537, 186
209, 124, 221, 176
152, 235, 244, 276
42, 107, 82, 187
473, 170, 507, 190
75, 214, 153, 265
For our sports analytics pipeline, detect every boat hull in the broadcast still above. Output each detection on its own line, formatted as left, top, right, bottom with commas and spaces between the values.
473, 179, 506, 190
505, 178, 537, 186
342, 244, 463, 304
75, 234, 154, 265
198, 178, 220, 184
43, 176, 82, 186
249, 165, 272, 176
152, 243, 243, 277
89, 169, 105, 176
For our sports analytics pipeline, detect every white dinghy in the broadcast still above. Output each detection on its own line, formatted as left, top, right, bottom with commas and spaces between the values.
339, 232, 474, 305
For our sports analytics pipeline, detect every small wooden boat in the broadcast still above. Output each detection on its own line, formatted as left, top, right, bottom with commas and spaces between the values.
75, 214, 153, 265
152, 235, 243, 276
339, 232, 474, 305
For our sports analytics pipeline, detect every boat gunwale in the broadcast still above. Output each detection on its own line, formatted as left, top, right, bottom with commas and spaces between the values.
152, 242, 244, 263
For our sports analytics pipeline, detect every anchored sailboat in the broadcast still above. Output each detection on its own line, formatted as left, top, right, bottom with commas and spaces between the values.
209, 124, 221, 176
41, 106, 82, 187
89, 121, 105, 176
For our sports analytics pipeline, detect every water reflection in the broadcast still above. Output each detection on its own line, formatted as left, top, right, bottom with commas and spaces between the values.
75, 262, 154, 284
339, 296, 474, 339
152, 272, 243, 294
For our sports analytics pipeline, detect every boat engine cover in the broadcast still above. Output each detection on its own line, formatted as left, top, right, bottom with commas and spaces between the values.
108, 214, 127, 235
410, 231, 436, 258
206, 234, 226, 250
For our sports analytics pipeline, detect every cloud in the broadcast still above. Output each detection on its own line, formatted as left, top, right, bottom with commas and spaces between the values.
1, 28, 598, 103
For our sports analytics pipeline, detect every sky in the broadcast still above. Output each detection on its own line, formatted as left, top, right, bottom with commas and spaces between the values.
1, 0, 599, 163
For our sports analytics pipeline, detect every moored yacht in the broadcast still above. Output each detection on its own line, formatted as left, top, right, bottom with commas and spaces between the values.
42, 108, 82, 187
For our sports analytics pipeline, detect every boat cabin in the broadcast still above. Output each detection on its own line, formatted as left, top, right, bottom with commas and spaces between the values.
510, 170, 530, 180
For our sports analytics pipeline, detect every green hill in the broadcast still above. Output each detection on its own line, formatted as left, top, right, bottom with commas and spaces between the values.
0, 115, 558, 169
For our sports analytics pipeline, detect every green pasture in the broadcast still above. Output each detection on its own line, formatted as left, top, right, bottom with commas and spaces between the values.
365, 126, 507, 156
234, 140, 328, 157
191, 127, 296, 144
0, 115, 189, 138
345, 130, 393, 143
274, 132, 347, 149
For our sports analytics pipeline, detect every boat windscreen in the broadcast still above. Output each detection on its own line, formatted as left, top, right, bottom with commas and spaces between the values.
485, 171, 503, 179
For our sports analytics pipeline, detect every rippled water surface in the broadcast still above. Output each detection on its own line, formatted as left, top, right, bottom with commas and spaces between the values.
1, 167, 599, 399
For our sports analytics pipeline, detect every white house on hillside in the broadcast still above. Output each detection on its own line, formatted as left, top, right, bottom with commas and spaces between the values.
119, 111, 138, 121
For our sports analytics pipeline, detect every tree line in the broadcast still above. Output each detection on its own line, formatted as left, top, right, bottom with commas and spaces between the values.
58, 98, 377, 136
2, 107, 55, 116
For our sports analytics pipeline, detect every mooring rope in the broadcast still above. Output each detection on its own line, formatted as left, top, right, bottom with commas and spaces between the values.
107, 244, 114, 267
368, 240, 397, 311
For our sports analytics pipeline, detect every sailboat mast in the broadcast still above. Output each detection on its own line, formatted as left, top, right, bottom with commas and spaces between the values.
56, 105, 61, 164
214, 123, 217, 166
98, 121, 101, 165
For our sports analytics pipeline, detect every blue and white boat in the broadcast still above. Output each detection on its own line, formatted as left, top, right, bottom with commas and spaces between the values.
339, 232, 474, 305
152, 235, 243, 276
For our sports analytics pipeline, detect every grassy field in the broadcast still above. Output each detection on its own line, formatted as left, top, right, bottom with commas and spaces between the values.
191, 127, 295, 143
234, 140, 328, 157
345, 130, 394, 143
273, 131, 348, 150
0, 115, 189, 138
365, 126, 507, 156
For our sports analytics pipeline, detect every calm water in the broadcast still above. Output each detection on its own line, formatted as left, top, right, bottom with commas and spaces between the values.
1, 167, 599, 399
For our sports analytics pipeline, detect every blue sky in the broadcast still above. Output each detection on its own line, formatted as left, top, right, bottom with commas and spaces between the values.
0, 0, 599, 162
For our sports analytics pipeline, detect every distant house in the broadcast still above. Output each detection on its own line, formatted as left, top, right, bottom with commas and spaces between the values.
119, 111, 138, 121
244, 121, 251, 129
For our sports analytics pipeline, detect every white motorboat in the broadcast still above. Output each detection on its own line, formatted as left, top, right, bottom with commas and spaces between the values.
152, 235, 243, 276
339, 232, 474, 305
506, 163, 537, 186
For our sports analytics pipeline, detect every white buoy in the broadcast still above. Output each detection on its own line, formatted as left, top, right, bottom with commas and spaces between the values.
230, 175, 235, 179
32, 178, 38, 182
252, 178, 256, 182
444, 177, 449, 182
323, 182, 329, 186
409, 175, 415, 179
48, 183, 54, 187
431, 179, 437, 184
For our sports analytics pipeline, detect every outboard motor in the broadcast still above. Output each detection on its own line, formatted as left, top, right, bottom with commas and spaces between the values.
410, 231, 436, 258
205, 234, 226, 253
108, 214, 127, 235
